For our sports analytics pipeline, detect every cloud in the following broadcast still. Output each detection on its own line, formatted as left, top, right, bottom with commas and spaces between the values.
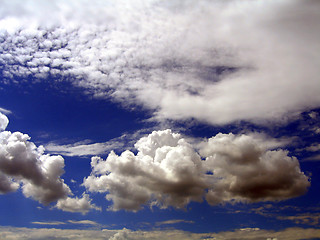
84, 130, 208, 211
1, 226, 320, 240
201, 133, 310, 205
31, 221, 65, 226
0, 226, 117, 240
0, 113, 71, 203
155, 219, 194, 226
1, 1, 320, 125
83, 129, 310, 211
44, 129, 154, 157
109, 228, 133, 240
0, 112, 9, 131
0, 107, 11, 115
56, 193, 101, 214
45, 140, 123, 157
0, 112, 98, 213
278, 214, 320, 226
67, 220, 98, 225
305, 143, 320, 152
32, 220, 99, 226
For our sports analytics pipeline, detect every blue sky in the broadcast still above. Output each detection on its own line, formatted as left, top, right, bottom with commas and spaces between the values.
1, 1, 320, 239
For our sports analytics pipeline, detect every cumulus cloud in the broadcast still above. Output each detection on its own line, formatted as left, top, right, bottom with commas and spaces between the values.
84, 130, 207, 211
83, 129, 310, 211
1, 0, 320, 125
201, 133, 310, 204
0, 113, 71, 203
56, 193, 101, 214
0, 112, 97, 213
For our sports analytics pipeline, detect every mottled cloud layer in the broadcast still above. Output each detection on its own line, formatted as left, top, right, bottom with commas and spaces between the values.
0, 112, 97, 213
1, 226, 320, 240
84, 130, 309, 211
1, 0, 320, 125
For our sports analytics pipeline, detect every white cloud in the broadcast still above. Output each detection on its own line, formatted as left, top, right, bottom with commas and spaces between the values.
44, 129, 154, 157
156, 219, 194, 226
201, 133, 310, 205
109, 228, 133, 240
0, 113, 98, 213
1, 1, 319, 125
67, 220, 98, 225
83, 129, 309, 211
278, 214, 320, 226
84, 130, 208, 211
56, 193, 101, 214
0, 112, 71, 203
31, 221, 65, 226
0, 112, 9, 131
45, 141, 121, 157
0, 107, 11, 115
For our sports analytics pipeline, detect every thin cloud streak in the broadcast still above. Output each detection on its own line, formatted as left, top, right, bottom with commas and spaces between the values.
0, 107, 11, 115
31, 221, 65, 226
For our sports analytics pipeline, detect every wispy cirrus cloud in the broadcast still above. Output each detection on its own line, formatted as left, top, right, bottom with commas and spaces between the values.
278, 214, 320, 226
67, 220, 98, 225
45, 140, 124, 157
31, 221, 65, 226
44, 128, 154, 157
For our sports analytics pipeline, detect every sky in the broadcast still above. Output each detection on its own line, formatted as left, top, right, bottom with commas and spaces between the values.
0, 0, 320, 239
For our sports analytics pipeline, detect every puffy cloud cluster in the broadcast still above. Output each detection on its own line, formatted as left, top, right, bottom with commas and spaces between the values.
84, 130, 207, 211
1, 0, 320, 125
84, 130, 310, 211
0, 112, 97, 213
56, 193, 101, 214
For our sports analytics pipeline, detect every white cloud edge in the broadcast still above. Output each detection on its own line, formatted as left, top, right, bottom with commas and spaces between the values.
0, 107, 12, 115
